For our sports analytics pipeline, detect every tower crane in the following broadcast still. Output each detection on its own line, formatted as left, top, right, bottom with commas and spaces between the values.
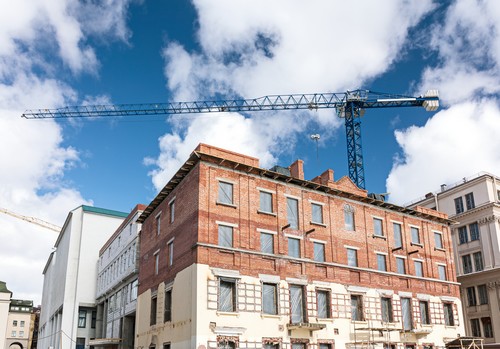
0, 207, 61, 232
22, 89, 439, 189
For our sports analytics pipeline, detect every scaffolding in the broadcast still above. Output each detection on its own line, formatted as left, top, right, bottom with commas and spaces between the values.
351, 319, 400, 349
445, 337, 484, 349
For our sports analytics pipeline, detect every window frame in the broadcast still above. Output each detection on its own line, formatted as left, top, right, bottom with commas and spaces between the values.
414, 260, 424, 277
286, 197, 299, 230
396, 256, 406, 274
344, 204, 355, 231
347, 247, 358, 267
393, 222, 403, 248
311, 202, 324, 225
419, 300, 430, 325
313, 241, 326, 262
218, 224, 234, 248
465, 192, 475, 210
169, 199, 175, 224
381, 297, 393, 323
469, 222, 480, 241
377, 253, 387, 272
78, 309, 87, 328
410, 226, 421, 245
218, 180, 234, 205
434, 231, 444, 249
473, 251, 484, 271
467, 286, 477, 306
316, 289, 331, 319
478, 284, 488, 305
443, 303, 455, 326
458, 226, 468, 244
471, 318, 481, 337
218, 278, 237, 313
462, 254, 473, 274
150, 296, 158, 325
438, 264, 447, 281
454, 197, 464, 214
164, 289, 172, 322
259, 191, 273, 213
351, 294, 364, 321
262, 283, 278, 315
260, 231, 275, 254
288, 236, 301, 258
373, 217, 384, 237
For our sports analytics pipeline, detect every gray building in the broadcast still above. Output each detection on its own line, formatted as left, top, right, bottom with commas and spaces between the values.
91, 204, 145, 349
408, 172, 500, 348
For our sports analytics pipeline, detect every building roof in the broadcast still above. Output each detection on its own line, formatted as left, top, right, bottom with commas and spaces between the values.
81, 205, 129, 218
138, 144, 453, 225
0, 281, 12, 294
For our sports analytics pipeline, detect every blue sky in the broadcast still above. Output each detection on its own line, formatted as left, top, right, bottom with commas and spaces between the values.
2, 0, 500, 304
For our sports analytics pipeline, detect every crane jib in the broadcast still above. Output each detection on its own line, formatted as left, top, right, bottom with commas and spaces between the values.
20, 89, 439, 190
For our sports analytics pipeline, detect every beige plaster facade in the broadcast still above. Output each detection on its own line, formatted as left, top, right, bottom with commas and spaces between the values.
409, 172, 500, 348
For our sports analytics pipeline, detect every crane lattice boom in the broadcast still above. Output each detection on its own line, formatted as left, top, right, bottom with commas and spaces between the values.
21, 89, 439, 189
0, 207, 61, 232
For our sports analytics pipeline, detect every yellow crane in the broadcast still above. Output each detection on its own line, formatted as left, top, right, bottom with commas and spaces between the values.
0, 207, 61, 232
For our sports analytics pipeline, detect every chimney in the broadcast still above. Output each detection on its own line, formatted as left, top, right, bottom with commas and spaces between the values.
289, 160, 304, 180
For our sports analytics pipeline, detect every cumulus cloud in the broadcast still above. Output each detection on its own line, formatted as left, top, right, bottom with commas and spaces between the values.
149, 0, 435, 190
388, 0, 500, 204
387, 101, 500, 204
0, 0, 134, 303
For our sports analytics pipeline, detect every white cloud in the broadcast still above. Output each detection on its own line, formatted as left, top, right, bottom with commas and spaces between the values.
0, 0, 134, 304
151, 0, 435, 189
387, 100, 500, 204
388, 0, 500, 205
419, 0, 500, 104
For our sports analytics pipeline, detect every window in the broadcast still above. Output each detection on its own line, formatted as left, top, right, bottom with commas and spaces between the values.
419, 301, 430, 324
319, 345, 332, 349
373, 218, 384, 237
76, 338, 85, 349
156, 213, 161, 235
465, 192, 475, 210
344, 204, 355, 231
11, 331, 16, 337
163, 344, 171, 349
78, 310, 87, 328
347, 248, 358, 267
438, 265, 447, 281
218, 181, 233, 205
454, 197, 464, 214
473, 252, 484, 271
377, 254, 387, 271
393, 223, 403, 248
471, 318, 481, 337
287, 197, 299, 229
167, 240, 174, 266
411, 227, 420, 244
469, 223, 480, 241
401, 298, 412, 330
381, 297, 393, 322
259, 191, 273, 213
218, 339, 236, 349
264, 345, 279, 349
458, 226, 468, 244
443, 303, 454, 326
150, 296, 157, 325
260, 232, 274, 254
317, 290, 331, 318
154, 252, 160, 275
311, 203, 323, 224
434, 232, 443, 249
292, 344, 306, 349
414, 260, 424, 277
462, 255, 473, 274
20, 320, 25, 327
91, 311, 96, 329
467, 287, 477, 306
262, 283, 278, 315
19, 331, 24, 337
288, 237, 300, 258
169, 200, 175, 223
478, 284, 488, 305
219, 278, 237, 312
482, 317, 493, 338
12, 320, 17, 327
164, 289, 172, 322
313, 242, 325, 262
290, 285, 306, 323
131, 279, 138, 301
396, 257, 406, 274
218, 225, 233, 247
351, 295, 364, 321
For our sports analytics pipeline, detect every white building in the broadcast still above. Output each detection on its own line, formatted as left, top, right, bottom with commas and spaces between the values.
0, 282, 12, 349
38, 206, 128, 349
5, 300, 34, 349
408, 172, 500, 348
91, 204, 145, 349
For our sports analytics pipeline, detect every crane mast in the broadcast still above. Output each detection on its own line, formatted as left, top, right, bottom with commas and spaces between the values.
22, 89, 439, 189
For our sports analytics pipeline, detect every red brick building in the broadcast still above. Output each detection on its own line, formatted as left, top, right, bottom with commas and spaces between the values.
135, 144, 464, 349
